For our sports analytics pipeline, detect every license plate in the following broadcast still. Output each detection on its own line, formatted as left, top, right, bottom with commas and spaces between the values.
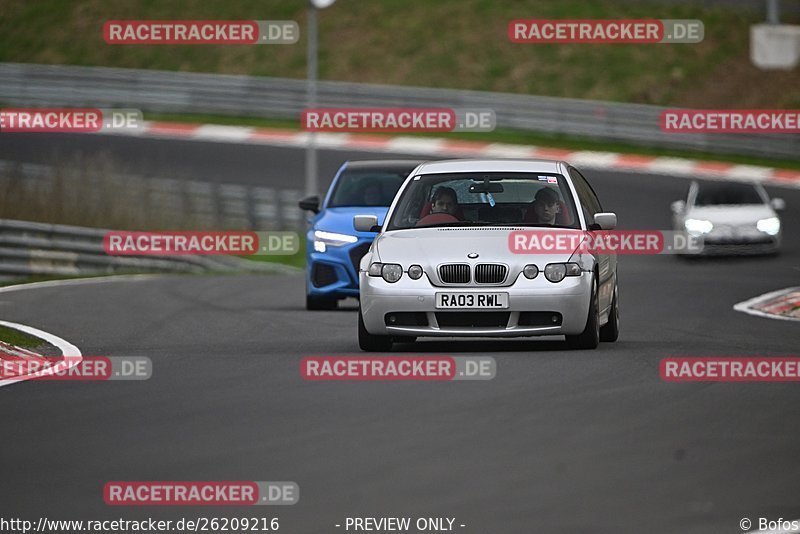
435, 292, 509, 309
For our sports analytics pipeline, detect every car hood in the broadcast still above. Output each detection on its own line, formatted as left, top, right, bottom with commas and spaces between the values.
374, 227, 582, 266
315, 206, 388, 236
686, 204, 776, 225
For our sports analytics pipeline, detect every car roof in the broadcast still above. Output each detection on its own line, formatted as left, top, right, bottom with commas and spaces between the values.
412, 159, 565, 175
344, 160, 425, 171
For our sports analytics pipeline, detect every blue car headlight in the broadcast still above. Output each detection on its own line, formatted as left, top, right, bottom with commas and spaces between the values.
313, 230, 358, 253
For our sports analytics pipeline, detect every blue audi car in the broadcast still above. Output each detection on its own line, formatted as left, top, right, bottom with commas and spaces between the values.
298, 160, 423, 310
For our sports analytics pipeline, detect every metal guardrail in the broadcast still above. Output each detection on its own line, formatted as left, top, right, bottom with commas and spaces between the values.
1, 62, 798, 159
0, 160, 305, 232
0, 218, 299, 278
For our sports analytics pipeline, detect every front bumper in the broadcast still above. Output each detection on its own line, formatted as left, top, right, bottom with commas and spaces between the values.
359, 271, 593, 337
306, 239, 372, 298
685, 232, 781, 256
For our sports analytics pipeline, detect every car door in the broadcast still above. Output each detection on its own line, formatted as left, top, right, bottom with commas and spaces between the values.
568, 166, 616, 315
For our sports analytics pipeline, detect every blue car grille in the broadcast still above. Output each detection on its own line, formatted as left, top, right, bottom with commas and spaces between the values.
349, 242, 372, 273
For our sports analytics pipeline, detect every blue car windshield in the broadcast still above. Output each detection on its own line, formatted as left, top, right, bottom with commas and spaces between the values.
327, 171, 409, 208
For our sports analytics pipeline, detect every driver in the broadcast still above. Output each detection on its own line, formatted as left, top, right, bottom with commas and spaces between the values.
528, 187, 561, 225
362, 183, 383, 206
430, 186, 459, 216
416, 186, 460, 226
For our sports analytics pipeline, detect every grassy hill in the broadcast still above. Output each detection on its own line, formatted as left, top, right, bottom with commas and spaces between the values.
1, 0, 798, 107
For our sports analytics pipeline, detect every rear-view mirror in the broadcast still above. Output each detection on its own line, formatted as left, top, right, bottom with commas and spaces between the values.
354, 215, 380, 233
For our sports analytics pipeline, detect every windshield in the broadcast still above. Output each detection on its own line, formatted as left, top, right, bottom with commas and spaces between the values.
694, 182, 764, 206
386, 172, 580, 230
327, 169, 410, 208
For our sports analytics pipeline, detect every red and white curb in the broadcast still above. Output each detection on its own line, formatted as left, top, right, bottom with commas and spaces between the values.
110, 121, 800, 188
734, 287, 800, 322
0, 275, 162, 386
0, 320, 82, 387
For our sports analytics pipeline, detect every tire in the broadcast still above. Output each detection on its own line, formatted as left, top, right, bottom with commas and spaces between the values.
393, 336, 417, 344
306, 293, 337, 311
358, 309, 393, 351
599, 285, 619, 342
565, 276, 600, 350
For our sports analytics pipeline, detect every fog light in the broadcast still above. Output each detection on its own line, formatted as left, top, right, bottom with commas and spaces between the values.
523, 264, 539, 279
408, 264, 423, 280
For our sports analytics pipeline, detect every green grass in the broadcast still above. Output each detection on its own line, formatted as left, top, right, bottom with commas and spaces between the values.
0, 324, 45, 350
242, 253, 305, 268
1, 0, 797, 107
240, 234, 307, 268
145, 112, 800, 170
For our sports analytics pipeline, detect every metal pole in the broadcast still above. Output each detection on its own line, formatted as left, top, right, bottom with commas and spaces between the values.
767, 0, 780, 25
305, 5, 318, 198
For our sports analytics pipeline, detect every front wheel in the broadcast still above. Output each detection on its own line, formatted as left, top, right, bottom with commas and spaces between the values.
599, 285, 619, 342
358, 309, 393, 351
565, 276, 600, 350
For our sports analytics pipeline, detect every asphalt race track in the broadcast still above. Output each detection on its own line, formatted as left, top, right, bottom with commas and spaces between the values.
2, 133, 800, 534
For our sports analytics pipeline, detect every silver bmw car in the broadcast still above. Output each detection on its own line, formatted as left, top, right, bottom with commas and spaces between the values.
354, 159, 620, 351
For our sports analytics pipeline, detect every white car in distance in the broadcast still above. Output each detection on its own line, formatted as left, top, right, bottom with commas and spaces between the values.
671, 180, 784, 256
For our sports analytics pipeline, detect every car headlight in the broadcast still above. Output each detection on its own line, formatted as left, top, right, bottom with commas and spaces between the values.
381, 263, 403, 283
684, 218, 713, 235
367, 262, 403, 283
407, 264, 424, 280
544, 263, 581, 283
313, 230, 358, 248
756, 217, 780, 236
523, 264, 539, 279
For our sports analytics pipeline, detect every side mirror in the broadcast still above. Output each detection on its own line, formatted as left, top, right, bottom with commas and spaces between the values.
354, 215, 380, 233
298, 195, 320, 214
670, 200, 686, 214
771, 197, 786, 211
592, 212, 617, 230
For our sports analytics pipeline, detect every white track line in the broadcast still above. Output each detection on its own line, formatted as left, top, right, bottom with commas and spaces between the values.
0, 320, 82, 387
0, 274, 162, 295
733, 287, 800, 322
0, 275, 165, 386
